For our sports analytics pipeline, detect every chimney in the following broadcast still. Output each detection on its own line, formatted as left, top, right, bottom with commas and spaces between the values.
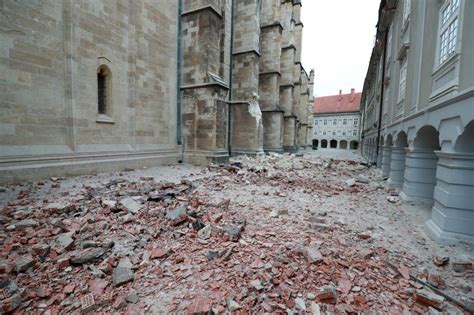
339, 90, 342, 101
350, 88, 355, 102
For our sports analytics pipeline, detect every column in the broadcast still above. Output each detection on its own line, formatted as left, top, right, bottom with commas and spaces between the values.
381, 145, 392, 177
400, 148, 438, 204
387, 146, 407, 187
377, 145, 383, 167
425, 151, 474, 245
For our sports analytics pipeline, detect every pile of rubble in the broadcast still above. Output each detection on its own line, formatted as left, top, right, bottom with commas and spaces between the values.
0, 153, 472, 314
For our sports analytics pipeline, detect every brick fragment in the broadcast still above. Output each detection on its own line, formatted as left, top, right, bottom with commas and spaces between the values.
0, 293, 21, 314
453, 261, 472, 272
186, 296, 212, 315
57, 257, 70, 270
316, 286, 337, 304
305, 247, 323, 264
413, 289, 444, 310
150, 248, 170, 259
80, 293, 96, 313
14, 256, 34, 273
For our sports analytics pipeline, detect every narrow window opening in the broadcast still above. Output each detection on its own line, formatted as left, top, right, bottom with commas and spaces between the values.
97, 67, 108, 114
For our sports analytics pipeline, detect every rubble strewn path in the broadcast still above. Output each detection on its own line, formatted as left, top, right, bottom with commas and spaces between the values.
0, 150, 473, 314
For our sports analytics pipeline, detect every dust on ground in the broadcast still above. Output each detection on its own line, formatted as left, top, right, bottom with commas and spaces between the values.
0, 150, 472, 314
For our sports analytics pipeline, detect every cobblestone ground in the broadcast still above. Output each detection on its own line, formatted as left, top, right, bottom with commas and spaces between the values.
0, 150, 473, 314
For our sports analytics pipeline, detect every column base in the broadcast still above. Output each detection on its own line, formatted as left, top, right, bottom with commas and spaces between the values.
264, 148, 285, 154
184, 149, 229, 165
399, 191, 434, 205
283, 145, 299, 153
231, 149, 265, 157
425, 219, 474, 245
387, 178, 403, 188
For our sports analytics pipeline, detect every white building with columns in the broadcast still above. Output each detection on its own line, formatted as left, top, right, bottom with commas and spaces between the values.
312, 89, 361, 150
360, 0, 474, 245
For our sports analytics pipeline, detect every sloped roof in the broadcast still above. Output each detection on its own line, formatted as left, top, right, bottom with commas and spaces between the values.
313, 91, 361, 114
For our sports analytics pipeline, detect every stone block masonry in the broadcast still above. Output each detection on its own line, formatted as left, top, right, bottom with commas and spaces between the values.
0, 0, 179, 183
0, 0, 314, 183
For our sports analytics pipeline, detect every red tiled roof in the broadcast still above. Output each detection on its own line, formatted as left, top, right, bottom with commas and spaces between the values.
313, 91, 361, 114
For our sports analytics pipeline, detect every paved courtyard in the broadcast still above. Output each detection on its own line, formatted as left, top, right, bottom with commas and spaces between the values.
0, 150, 473, 314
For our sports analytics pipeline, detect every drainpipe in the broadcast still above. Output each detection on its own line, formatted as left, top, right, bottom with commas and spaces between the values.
176, 0, 183, 149
227, 0, 235, 156
375, 29, 388, 164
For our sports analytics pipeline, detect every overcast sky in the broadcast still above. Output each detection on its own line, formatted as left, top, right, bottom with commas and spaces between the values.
301, 0, 380, 97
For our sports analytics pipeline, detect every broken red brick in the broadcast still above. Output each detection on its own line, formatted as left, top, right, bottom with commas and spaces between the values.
63, 284, 75, 295
57, 257, 70, 270
80, 293, 96, 313
186, 296, 212, 315
398, 265, 410, 280
452, 261, 472, 272
432, 256, 449, 267
0, 294, 21, 314
338, 278, 352, 295
150, 248, 170, 259
316, 286, 337, 304
413, 289, 444, 310
88, 278, 109, 296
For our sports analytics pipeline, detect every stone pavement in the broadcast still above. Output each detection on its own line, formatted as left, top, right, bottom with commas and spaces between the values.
0, 152, 472, 314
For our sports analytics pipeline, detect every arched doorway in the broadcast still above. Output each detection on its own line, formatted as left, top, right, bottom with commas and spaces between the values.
330, 139, 337, 148
350, 140, 359, 150
312, 139, 319, 150
340, 140, 348, 149
321, 139, 328, 148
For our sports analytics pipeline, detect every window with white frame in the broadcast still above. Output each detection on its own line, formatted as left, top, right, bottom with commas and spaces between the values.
323, 131, 326, 136
333, 131, 336, 136
354, 118, 359, 126
398, 59, 407, 102
315, 120, 318, 126
342, 131, 346, 136
333, 119, 337, 126
353, 130, 357, 136
343, 118, 347, 125
323, 119, 327, 126
403, 0, 411, 22
438, 0, 460, 64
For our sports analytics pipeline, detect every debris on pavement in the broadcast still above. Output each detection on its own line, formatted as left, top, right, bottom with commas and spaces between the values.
0, 151, 472, 314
